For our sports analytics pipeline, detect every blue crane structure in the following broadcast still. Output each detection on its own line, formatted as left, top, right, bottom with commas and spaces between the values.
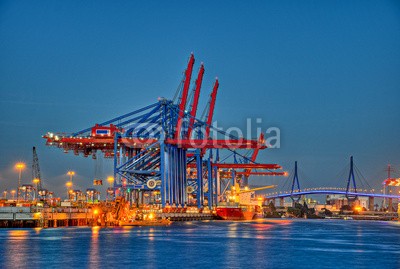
44, 54, 286, 208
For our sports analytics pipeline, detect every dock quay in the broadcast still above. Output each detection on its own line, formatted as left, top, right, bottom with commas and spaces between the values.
0, 204, 215, 228
0, 206, 96, 228
158, 213, 213, 221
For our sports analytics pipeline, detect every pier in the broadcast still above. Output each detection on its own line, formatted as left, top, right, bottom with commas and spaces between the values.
0, 203, 215, 228
0, 206, 95, 228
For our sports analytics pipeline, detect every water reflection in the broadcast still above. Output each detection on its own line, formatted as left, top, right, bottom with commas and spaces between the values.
148, 228, 155, 241
145, 228, 156, 268
227, 222, 239, 238
6, 230, 29, 268
91, 226, 100, 238
8, 229, 29, 238
88, 226, 100, 269
250, 223, 273, 230
0, 220, 399, 269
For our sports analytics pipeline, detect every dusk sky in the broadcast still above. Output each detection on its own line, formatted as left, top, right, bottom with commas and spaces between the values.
1, 1, 399, 197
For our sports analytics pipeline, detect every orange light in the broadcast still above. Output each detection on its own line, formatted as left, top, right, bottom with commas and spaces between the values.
107, 176, 114, 184
33, 212, 41, 219
93, 209, 99, 215
15, 162, 26, 170
354, 206, 362, 212
66, 181, 73, 187
33, 178, 40, 184
67, 171, 75, 176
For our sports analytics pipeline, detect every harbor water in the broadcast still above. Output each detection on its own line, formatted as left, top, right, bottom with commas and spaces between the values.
0, 219, 399, 268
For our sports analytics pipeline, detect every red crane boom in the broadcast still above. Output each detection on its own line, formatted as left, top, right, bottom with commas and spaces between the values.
244, 133, 265, 177
200, 79, 219, 155
175, 54, 195, 139
205, 79, 219, 139
187, 64, 204, 139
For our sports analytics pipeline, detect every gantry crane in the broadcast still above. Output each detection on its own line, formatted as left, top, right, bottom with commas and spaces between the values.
32, 147, 43, 190
43, 54, 286, 208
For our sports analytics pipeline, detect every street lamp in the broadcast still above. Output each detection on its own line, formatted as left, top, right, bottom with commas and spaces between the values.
10, 190, 16, 200
33, 178, 40, 200
15, 162, 26, 201
67, 171, 75, 183
106, 176, 115, 202
69, 189, 74, 201
66, 171, 75, 200
66, 181, 73, 200
107, 176, 114, 186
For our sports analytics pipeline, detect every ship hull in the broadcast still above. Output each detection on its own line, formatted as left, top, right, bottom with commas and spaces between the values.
242, 211, 256, 220
216, 207, 256, 221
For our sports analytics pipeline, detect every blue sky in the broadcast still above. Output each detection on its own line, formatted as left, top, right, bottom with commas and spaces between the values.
0, 1, 399, 197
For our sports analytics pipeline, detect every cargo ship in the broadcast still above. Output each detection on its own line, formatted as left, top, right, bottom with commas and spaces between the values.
215, 183, 276, 221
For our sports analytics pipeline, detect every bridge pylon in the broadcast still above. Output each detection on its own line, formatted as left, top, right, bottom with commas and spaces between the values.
290, 161, 301, 202
345, 156, 358, 201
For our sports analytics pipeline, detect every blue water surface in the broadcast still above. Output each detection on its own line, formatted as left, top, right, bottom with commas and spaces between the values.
0, 219, 399, 269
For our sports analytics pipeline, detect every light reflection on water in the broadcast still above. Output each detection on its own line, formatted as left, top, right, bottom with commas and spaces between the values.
89, 226, 100, 269
6, 230, 29, 268
0, 220, 399, 268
